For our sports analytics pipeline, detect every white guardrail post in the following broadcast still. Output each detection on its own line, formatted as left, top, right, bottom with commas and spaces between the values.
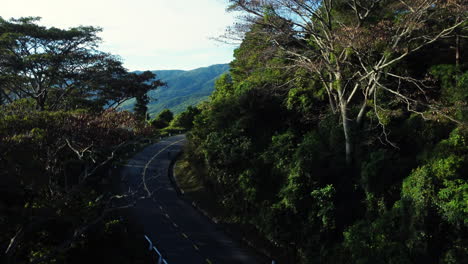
154, 246, 163, 264
144, 235, 152, 250
144, 235, 168, 264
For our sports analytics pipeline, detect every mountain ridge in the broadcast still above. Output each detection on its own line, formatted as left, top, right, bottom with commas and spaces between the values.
123, 63, 229, 116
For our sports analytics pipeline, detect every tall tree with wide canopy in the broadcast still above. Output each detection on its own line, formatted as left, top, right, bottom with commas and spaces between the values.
0, 17, 104, 110
0, 17, 165, 112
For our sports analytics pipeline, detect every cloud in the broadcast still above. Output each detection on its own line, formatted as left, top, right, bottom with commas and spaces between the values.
2, 0, 237, 70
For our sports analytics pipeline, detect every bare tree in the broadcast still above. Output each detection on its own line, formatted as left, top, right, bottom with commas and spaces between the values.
226, 0, 467, 164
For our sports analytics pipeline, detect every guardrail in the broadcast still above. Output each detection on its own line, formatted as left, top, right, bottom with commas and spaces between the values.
144, 235, 169, 264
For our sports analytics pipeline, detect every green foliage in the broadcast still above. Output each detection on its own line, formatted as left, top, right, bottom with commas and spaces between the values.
430, 65, 468, 103
343, 208, 411, 264
0, 16, 102, 110
402, 128, 468, 227
430, 65, 468, 120
0, 17, 164, 113
181, 5, 468, 262
170, 106, 201, 130
211, 73, 234, 100
149, 109, 174, 129
345, 128, 468, 263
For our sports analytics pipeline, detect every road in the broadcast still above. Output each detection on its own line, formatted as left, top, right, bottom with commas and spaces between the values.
119, 134, 262, 264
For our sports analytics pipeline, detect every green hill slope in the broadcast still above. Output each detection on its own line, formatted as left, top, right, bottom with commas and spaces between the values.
121, 64, 229, 117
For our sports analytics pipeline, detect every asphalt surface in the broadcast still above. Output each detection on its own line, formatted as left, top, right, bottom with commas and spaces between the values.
119, 135, 262, 264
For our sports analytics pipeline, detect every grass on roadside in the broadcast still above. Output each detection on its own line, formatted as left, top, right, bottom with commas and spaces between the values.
174, 159, 228, 221
173, 155, 281, 263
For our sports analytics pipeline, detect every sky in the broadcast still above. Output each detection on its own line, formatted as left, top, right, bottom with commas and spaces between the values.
1, 0, 237, 71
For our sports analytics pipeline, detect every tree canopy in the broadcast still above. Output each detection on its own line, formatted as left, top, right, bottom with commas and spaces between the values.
150, 109, 174, 129
226, 0, 467, 163
0, 17, 164, 112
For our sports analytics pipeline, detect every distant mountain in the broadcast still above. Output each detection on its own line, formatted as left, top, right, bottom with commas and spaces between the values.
121, 64, 229, 117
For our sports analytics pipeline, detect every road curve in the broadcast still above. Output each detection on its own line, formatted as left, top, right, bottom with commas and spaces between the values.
119, 135, 262, 264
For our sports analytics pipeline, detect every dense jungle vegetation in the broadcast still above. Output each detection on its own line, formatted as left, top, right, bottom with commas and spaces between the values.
181, 0, 468, 263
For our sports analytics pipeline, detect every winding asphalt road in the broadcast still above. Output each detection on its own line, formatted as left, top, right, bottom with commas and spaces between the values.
119, 135, 262, 264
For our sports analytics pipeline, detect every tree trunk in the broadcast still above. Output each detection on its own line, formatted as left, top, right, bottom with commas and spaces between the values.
36, 89, 47, 111
335, 70, 353, 166
455, 34, 460, 67
340, 99, 353, 166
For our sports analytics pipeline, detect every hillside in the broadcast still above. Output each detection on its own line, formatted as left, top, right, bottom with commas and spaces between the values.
121, 64, 229, 116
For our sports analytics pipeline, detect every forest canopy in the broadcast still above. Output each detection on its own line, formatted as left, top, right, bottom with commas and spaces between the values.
181, 0, 468, 263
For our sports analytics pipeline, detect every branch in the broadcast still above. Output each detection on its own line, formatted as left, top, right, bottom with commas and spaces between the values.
65, 139, 93, 160
387, 72, 431, 101
376, 80, 465, 126
373, 85, 399, 149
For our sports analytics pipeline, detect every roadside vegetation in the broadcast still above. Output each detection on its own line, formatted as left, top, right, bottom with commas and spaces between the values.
0, 17, 164, 263
179, 1, 468, 263
149, 106, 201, 136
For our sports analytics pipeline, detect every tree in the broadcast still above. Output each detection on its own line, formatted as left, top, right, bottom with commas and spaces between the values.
134, 93, 149, 121
0, 17, 165, 113
150, 109, 174, 129
82, 59, 165, 112
170, 106, 201, 130
0, 17, 103, 110
226, 0, 467, 164
128, 71, 164, 122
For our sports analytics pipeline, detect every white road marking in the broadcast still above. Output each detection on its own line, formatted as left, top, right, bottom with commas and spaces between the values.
141, 138, 185, 196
